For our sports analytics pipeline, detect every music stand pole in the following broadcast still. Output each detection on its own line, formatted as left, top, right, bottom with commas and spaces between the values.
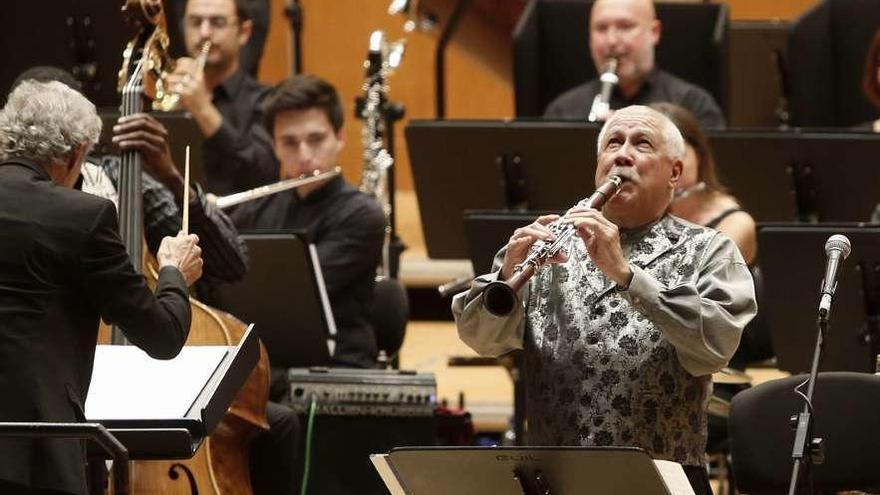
383, 100, 406, 278
285, 0, 303, 75
435, 0, 472, 118
787, 316, 827, 495
0, 422, 129, 495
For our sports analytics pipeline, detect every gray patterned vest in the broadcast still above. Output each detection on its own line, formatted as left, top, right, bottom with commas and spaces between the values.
524, 214, 716, 466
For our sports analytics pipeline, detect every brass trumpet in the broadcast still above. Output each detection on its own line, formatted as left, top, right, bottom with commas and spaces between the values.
154, 41, 212, 112
481, 175, 624, 316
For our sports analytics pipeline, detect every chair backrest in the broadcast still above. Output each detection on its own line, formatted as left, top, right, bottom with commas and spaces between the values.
729, 372, 880, 494
370, 277, 409, 361
513, 0, 728, 117
787, 0, 880, 127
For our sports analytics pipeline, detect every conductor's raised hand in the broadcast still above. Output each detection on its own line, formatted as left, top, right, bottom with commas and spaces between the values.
157, 232, 203, 286
565, 207, 632, 287
500, 215, 566, 280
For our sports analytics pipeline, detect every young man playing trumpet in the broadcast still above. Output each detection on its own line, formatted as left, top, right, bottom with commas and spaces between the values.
168, 0, 278, 195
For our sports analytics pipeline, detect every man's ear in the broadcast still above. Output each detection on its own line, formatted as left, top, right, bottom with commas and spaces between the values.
238, 19, 253, 48
64, 143, 89, 188
650, 19, 662, 46
669, 158, 683, 188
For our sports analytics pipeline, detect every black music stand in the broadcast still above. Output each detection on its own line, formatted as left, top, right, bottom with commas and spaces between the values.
0, 1, 186, 108
757, 224, 880, 374
708, 129, 880, 223
84, 324, 261, 459
95, 111, 207, 186
706, 130, 801, 222
374, 446, 679, 494
213, 231, 335, 368
463, 211, 544, 274
409, 122, 880, 245
406, 120, 599, 259
791, 131, 880, 222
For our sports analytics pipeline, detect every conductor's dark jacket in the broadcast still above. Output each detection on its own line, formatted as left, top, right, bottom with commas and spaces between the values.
0, 158, 192, 495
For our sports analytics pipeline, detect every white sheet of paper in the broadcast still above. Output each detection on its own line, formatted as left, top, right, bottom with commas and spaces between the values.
370, 454, 406, 495
653, 459, 697, 495
85, 345, 228, 420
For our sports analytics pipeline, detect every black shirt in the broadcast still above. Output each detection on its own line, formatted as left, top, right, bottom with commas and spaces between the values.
230, 176, 385, 368
544, 69, 726, 129
203, 70, 279, 195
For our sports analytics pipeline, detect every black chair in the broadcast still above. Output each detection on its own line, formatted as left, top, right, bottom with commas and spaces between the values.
729, 372, 880, 494
513, 0, 729, 117
370, 277, 409, 368
787, 0, 880, 127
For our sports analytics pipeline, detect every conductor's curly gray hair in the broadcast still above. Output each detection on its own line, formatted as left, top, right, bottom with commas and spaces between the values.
596, 105, 686, 162
0, 80, 102, 166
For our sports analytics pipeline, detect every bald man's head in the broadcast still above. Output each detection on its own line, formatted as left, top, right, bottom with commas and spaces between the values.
594, 105, 684, 228
589, 0, 661, 94
592, 0, 656, 20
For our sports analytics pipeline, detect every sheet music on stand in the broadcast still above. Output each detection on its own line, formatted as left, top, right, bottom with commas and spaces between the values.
84, 325, 260, 459
86, 346, 227, 420
371, 446, 695, 495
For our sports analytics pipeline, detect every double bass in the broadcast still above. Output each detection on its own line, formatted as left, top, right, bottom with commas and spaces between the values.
99, 1, 270, 493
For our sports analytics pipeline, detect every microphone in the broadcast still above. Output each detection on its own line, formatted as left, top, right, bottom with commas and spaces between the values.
818, 234, 852, 318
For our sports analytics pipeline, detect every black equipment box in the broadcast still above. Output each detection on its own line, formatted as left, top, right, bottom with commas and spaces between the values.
286, 367, 436, 417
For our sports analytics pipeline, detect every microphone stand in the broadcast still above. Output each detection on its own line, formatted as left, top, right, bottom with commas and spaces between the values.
787, 313, 828, 495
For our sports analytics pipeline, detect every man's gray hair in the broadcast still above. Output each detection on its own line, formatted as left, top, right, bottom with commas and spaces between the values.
597, 105, 686, 161
0, 80, 102, 166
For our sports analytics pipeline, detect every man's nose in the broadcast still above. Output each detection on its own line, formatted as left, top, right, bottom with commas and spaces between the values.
612, 146, 635, 167
604, 27, 624, 49
297, 142, 315, 162
198, 22, 214, 38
